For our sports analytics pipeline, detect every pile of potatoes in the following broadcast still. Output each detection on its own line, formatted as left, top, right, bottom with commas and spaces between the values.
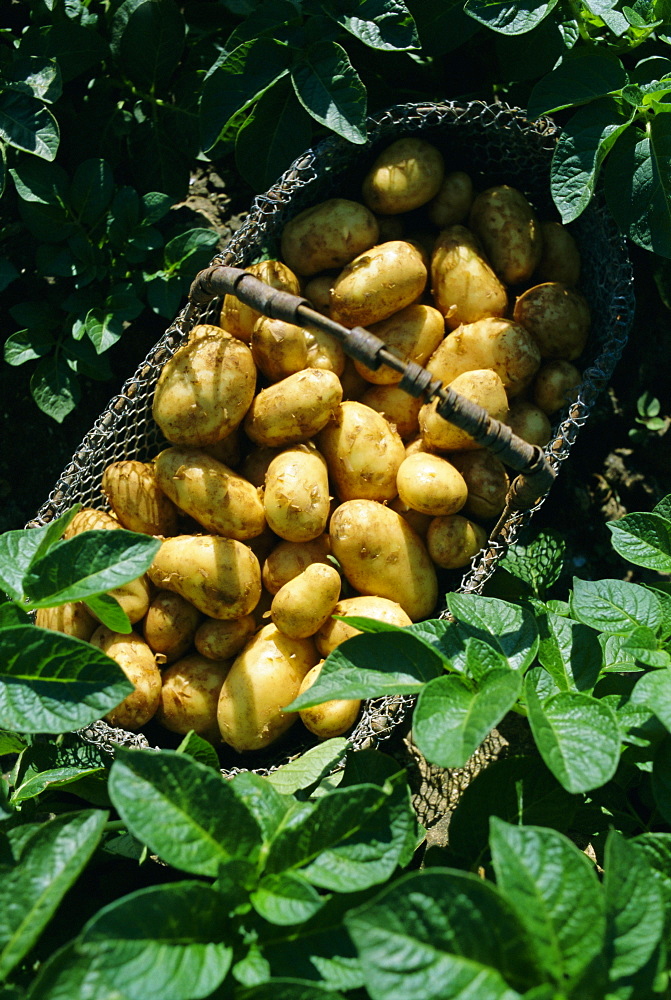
37, 136, 589, 757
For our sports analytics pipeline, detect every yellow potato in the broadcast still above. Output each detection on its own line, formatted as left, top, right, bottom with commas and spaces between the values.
533, 360, 582, 415
271, 563, 342, 639
241, 445, 283, 488
251, 317, 309, 382
359, 384, 422, 441
318, 401, 405, 502
431, 225, 508, 330
64, 508, 120, 537
298, 662, 361, 739
304, 327, 346, 376
152, 332, 257, 446
281, 198, 379, 277
339, 358, 370, 401
220, 260, 301, 342
315, 595, 412, 659
506, 400, 553, 447
330, 241, 428, 328
264, 444, 331, 542
154, 447, 266, 541
361, 138, 444, 215
388, 496, 432, 538
469, 184, 543, 285
194, 615, 256, 661
148, 534, 261, 620
427, 514, 489, 570
329, 500, 438, 621
536, 221, 581, 287
35, 602, 97, 642
102, 460, 179, 536
427, 171, 474, 228
90, 626, 162, 731
396, 452, 468, 517
262, 536, 332, 594
419, 369, 509, 452
156, 654, 231, 742
450, 451, 510, 521
353, 304, 445, 385
244, 368, 343, 447
188, 323, 228, 342
217, 624, 318, 751
143, 590, 201, 664
202, 427, 243, 468
513, 282, 590, 360
303, 275, 334, 314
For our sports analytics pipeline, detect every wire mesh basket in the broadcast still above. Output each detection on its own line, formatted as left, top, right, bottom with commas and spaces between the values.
31, 100, 635, 777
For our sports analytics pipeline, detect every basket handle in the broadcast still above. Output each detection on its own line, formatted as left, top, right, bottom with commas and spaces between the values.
187, 265, 556, 514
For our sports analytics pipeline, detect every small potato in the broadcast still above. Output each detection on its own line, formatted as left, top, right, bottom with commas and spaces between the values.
513, 282, 590, 360
271, 563, 342, 639
102, 460, 179, 536
251, 317, 308, 382
195, 615, 256, 661
353, 304, 445, 385
203, 428, 243, 469
450, 451, 510, 521
330, 241, 428, 328
431, 226, 508, 330
536, 221, 581, 287
143, 590, 201, 664
303, 275, 334, 314
428, 171, 474, 228
533, 360, 582, 415
469, 185, 543, 285
281, 199, 379, 277
154, 447, 266, 541
220, 260, 301, 342
241, 446, 283, 488
339, 359, 369, 401
156, 654, 231, 742
419, 369, 509, 452
359, 384, 422, 441
362, 138, 444, 215
506, 400, 553, 447
244, 368, 343, 448
148, 534, 261, 620
315, 595, 412, 659
298, 662, 361, 739
90, 626, 161, 731
262, 536, 332, 594
264, 444, 331, 542
329, 500, 438, 621
217, 624, 319, 751
153, 332, 257, 447
388, 496, 432, 538
427, 514, 488, 570
318, 401, 405, 502
35, 602, 97, 642
304, 328, 346, 376
396, 453, 468, 517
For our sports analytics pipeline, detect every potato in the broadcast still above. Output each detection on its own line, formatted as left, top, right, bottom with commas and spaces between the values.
220, 260, 301, 342
431, 226, 508, 330
329, 500, 438, 621
376, 214, 405, 241
506, 400, 553, 447
156, 654, 231, 742
217, 624, 319, 751
188, 322, 227, 342
281, 199, 379, 277
251, 317, 309, 382
35, 602, 98, 642
513, 282, 590, 360
427, 514, 488, 570
154, 447, 266, 541
428, 171, 474, 228
388, 496, 432, 538
102, 460, 179, 536
244, 368, 343, 447
339, 358, 369, 401
396, 453, 468, 517
195, 615, 256, 661
241, 446, 282, 488
359, 384, 422, 441
148, 534, 261, 620
264, 444, 331, 542
362, 138, 444, 215
203, 427, 243, 468
450, 451, 510, 521
469, 185, 543, 285
536, 221, 581, 287
315, 595, 412, 658
304, 327, 346, 376
93, 574, 152, 627
152, 332, 257, 446
352, 304, 445, 385
419, 369, 509, 452
426, 317, 541, 398
143, 590, 201, 664
303, 275, 334, 314
318, 401, 405, 502
271, 563, 342, 639
298, 662, 361, 739
533, 360, 582, 415
90, 626, 162, 731
330, 241, 428, 328
64, 507, 120, 537
262, 536, 332, 594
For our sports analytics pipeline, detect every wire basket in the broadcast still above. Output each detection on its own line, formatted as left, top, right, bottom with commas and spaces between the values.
31, 100, 635, 777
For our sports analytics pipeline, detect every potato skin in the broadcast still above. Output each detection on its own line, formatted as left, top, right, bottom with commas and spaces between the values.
428, 171, 474, 228
298, 662, 361, 739
427, 514, 488, 570
359, 384, 422, 441
281, 198, 379, 276
220, 260, 301, 342
318, 401, 405, 503
362, 138, 444, 215
431, 226, 508, 330
156, 654, 231, 742
194, 615, 256, 661
35, 602, 98, 641
419, 369, 509, 452
102, 460, 179, 536
90, 626, 162, 731
217, 624, 318, 751
329, 500, 438, 621
262, 536, 332, 594
315, 595, 412, 658
513, 282, 590, 360
469, 185, 543, 286
353, 304, 445, 386
251, 317, 309, 382
330, 241, 428, 328
450, 450, 510, 521
536, 221, 581, 287
264, 444, 331, 542
506, 400, 553, 447
143, 590, 201, 664
396, 453, 468, 517
244, 368, 343, 448
533, 360, 581, 414
271, 563, 342, 639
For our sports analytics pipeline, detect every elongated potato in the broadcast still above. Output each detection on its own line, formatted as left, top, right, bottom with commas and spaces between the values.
428, 171, 474, 228
315, 595, 412, 659
244, 368, 343, 447
251, 317, 308, 382
148, 534, 261, 620
318, 401, 405, 502
63, 507, 120, 538
536, 221, 581, 287
298, 662, 361, 739
271, 563, 342, 639
90, 626, 162, 731
359, 384, 422, 441
152, 332, 257, 446
220, 260, 301, 342
102, 460, 179, 536
281, 199, 379, 277
329, 500, 438, 621
154, 447, 266, 541
427, 514, 488, 569
419, 369, 509, 452
362, 138, 444, 215
330, 241, 428, 328
513, 282, 590, 360
194, 615, 256, 661
143, 590, 201, 664
35, 602, 98, 642
396, 452, 468, 517
431, 226, 508, 330
264, 444, 330, 542
353, 304, 445, 385
469, 185, 543, 285
217, 624, 319, 751
262, 536, 332, 594
156, 654, 231, 742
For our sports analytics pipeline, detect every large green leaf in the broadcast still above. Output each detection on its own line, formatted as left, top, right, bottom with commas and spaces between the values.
464, 0, 560, 34
266, 738, 350, 795
570, 577, 662, 634
291, 41, 367, 144
110, 0, 185, 89
235, 78, 313, 191
330, 0, 420, 51
30, 355, 80, 422
631, 668, 671, 733
251, 872, 325, 926
0, 509, 79, 602
69, 158, 114, 226
10, 766, 104, 805
0, 89, 59, 160
536, 607, 602, 692
443, 593, 539, 672
528, 51, 627, 117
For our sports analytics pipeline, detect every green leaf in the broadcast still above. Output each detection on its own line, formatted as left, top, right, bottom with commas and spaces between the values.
490, 818, 606, 986
405, 0, 479, 57
83, 593, 131, 633
30, 355, 80, 422
0, 256, 18, 292
141, 190, 174, 223
237, 983, 347, 1000
653, 736, 671, 824
608, 512, 671, 573
0, 626, 133, 733
6, 56, 62, 105
345, 868, 533, 999
536, 607, 602, 692
4, 328, 55, 367
654, 494, 671, 521
83, 308, 125, 355
525, 680, 621, 792
0, 509, 80, 601
108, 749, 263, 876
464, 0, 560, 35
570, 577, 662, 634
633, 831, 671, 919
0, 90, 59, 160
291, 41, 367, 144
10, 156, 69, 205
163, 228, 219, 275
444, 593, 539, 672
251, 872, 326, 925
621, 626, 670, 667
266, 739, 350, 794
19, 21, 107, 83
235, 78, 313, 191
110, 0, 185, 90
330, 0, 420, 51
0, 731, 27, 755
528, 51, 628, 117
175, 730, 221, 770
0, 810, 107, 981
230, 771, 294, 843
631, 668, 671, 733
499, 530, 565, 596
69, 158, 114, 225
551, 98, 635, 224
10, 766, 103, 805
